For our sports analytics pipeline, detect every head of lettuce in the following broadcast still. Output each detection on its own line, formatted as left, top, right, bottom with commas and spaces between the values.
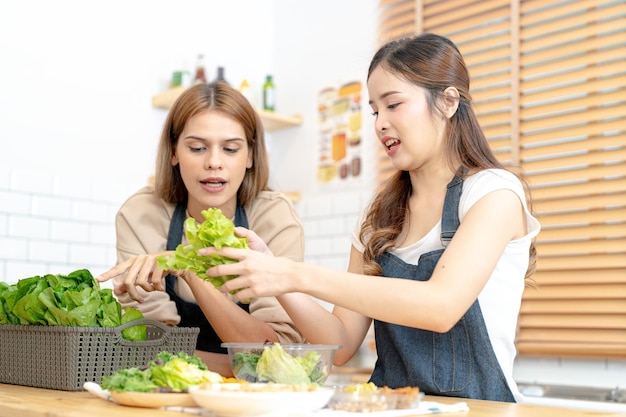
157, 208, 248, 290
0, 268, 146, 341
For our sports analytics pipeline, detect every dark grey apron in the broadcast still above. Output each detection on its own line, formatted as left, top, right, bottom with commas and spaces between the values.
369, 174, 516, 402
165, 203, 250, 354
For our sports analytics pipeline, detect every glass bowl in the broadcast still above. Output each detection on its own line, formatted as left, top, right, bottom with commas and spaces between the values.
221, 342, 340, 385
328, 388, 397, 412
328, 384, 422, 412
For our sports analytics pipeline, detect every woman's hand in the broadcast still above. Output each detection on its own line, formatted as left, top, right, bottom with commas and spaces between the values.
198, 246, 298, 303
233, 227, 273, 255
96, 252, 171, 302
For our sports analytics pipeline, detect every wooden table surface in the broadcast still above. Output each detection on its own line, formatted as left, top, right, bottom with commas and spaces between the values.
0, 383, 624, 417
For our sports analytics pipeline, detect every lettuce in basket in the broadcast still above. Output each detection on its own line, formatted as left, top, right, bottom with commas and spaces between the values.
157, 208, 248, 289
121, 307, 147, 341
0, 269, 117, 326
0, 269, 146, 341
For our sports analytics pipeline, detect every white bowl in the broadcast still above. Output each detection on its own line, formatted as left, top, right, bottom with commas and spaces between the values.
189, 383, 335, 416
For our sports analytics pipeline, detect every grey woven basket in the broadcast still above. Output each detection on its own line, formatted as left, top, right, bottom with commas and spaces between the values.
0, 318, 199, 391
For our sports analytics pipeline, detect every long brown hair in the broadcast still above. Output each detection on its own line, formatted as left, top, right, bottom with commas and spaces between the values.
360, 33, 536, 283
154, 81, 270, 208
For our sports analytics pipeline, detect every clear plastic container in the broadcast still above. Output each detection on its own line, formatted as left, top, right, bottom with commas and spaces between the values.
221, 342, 340, 385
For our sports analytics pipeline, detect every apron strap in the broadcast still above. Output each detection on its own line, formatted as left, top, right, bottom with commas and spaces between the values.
233, 204, 249, 229
166, 202, 187, 251
440, 173, 464, 246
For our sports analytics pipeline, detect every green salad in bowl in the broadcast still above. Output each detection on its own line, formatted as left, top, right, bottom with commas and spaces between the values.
222, 342, 341, 385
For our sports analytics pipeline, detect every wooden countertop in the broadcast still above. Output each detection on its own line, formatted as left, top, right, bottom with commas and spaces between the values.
0, 383, 624, 417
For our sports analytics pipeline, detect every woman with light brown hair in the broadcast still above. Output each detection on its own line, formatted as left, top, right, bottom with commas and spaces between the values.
208, 34, 540, 402
97, 81, 305, 376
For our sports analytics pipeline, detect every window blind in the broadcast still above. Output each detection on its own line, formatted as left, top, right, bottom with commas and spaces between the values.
376, 0, 626, 357
515, 0, 626, 357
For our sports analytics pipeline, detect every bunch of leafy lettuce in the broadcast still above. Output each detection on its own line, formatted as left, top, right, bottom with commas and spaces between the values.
120, 307, 147, 341
233, 343, 326, 385
100, 351, 223, 392
157, 208, 248, 289
0, 268, 145, 340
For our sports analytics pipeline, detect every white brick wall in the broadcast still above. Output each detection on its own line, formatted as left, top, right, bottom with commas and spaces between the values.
0, 169, 137, 286
299, 189, 371, 269
514, 356, 626, 391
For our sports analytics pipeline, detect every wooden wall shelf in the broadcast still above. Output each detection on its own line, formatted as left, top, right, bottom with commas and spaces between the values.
151, 86, 302, 132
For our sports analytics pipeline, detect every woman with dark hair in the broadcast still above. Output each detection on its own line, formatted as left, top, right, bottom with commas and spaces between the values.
97, 81, 305, 376
207, 34, 540, 402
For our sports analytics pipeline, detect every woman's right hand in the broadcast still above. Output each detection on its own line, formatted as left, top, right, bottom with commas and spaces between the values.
96, 252, 171, 302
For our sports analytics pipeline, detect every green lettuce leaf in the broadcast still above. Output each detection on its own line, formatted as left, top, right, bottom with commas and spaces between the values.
121, 307, 147, 341
148, 351, 208, 370
295, 351, 324, 384
97, 288, 122, 327
157, 208, 248, 289
150, 357, 209, 391
101, 351, 220, 392
256, 343, 311, 385
100, 367, 158, 393
232, 351, 261, 381
0, 269, 134, 330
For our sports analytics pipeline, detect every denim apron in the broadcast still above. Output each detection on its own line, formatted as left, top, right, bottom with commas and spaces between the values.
165, 203, 250, 354
369, 174, 516, 402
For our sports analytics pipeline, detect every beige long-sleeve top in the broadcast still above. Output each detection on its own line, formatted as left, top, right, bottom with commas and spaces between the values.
113, 185, 306, 344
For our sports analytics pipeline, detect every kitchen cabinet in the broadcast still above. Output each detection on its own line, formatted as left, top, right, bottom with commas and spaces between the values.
151, 86, 302, 132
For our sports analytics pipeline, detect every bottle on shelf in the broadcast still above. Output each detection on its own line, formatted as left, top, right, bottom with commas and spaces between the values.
193, 54, 207, 85
263, 74, 275, 112
213, 66, 229, 85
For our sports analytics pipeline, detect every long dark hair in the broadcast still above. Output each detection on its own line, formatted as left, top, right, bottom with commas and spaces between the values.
360, 33, 536, 283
